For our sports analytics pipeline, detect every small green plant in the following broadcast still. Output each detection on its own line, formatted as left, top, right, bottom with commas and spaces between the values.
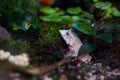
40, 7, 79, 23
40, 7, 95, 24
67, 7, 83, 15
73, 22, 120, 55
94, 1, 120, 18
67, 7, 95, 24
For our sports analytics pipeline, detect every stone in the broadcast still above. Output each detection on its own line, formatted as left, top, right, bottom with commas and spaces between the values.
0, 26, 11, 41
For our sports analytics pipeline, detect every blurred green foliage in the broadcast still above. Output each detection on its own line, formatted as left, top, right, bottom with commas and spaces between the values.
0, 0, 40, 30
94, 1, 120, 18
40, 7, 95, 24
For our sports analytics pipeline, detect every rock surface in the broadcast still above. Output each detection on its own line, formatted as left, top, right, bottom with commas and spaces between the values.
0, 26, 11, 41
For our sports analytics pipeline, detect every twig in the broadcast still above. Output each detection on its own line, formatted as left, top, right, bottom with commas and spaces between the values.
13, 56, 72, 75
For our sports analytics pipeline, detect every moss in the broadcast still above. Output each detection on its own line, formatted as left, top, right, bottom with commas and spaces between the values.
38, 22, 71, 46
0, 40, 29, 55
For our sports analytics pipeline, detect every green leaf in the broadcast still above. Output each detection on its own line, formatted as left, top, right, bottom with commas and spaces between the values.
55, 10, 65, 15
111, 7, 120, 17
61, 15, 72, 22
40, 7, 65, 15
73, 22, 96, 36
40, 7, 56, 15
97, 33, 113, 43
78, 43, 96, 55
67, 7, 83, 15
95, 2, 112, 10
72, 16, 80, 22
40, 15, 62, 22
60, 15, 79, 22
80, 12, 95, 21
